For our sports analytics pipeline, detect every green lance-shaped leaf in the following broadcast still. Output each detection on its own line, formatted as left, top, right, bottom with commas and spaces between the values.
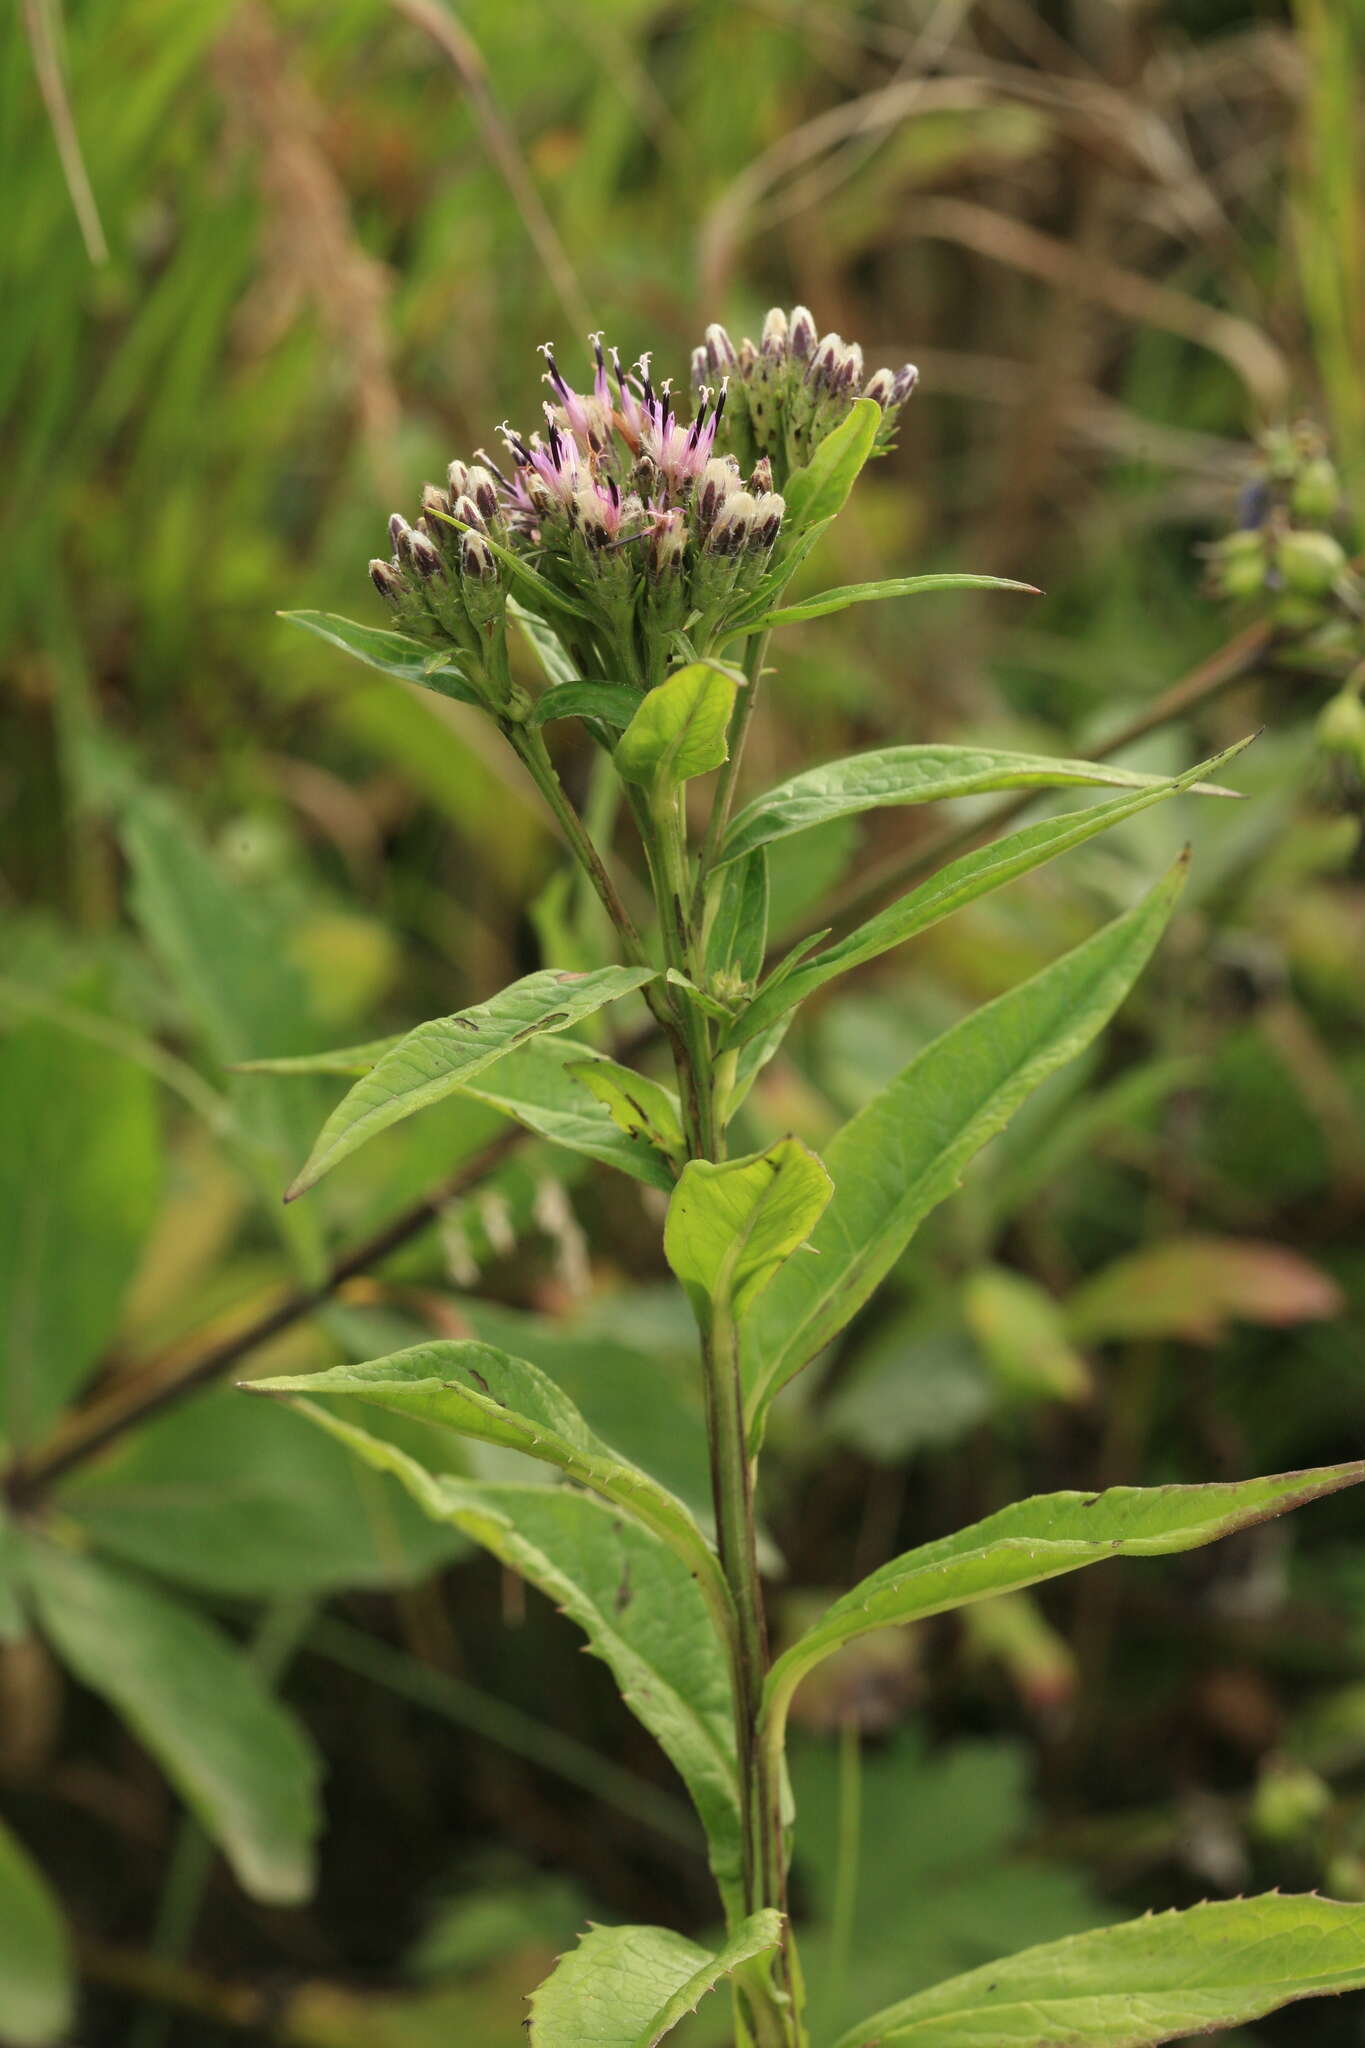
782, 397, 882, 532
724, 741, 1251, 1051
281, 1401, 746, 1916
281, 610, 481, 706
528, 1912, 783, 2047
764, 1464, 1365, 1746
665, 1138, 834, 1327
531, 680, 642, 730
24, 1540, 320, 1904
615, 662, 739, 789
567, 1057, 685, 1170
0, 1815, 73, 2047
741, 572, 1038, 633
246, 1034, 677, 1190
718, 744, 1238, 870
284, 965, 655, 1199
705, 848, 770, 992
832, 1893, 1365, 2048
741, 858, 1189, 1447
248, 1340, 731, 1642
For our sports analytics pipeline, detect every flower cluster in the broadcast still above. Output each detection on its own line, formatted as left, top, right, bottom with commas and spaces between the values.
692, 304, 917, 488
368, 309, 917, 702
1206, 423, 1357, 632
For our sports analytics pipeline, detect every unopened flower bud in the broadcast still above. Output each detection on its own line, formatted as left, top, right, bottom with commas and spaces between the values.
389, 511, 413, 558
421, 482, 452, 521
691, 346, 708, 390
461, 531, 497, 582
650, 508, 687, 574
863, 368, 896, 406
789, 305, 817, 360
750, 490, 785, 550
408, 529, 444, 579
1291, 456, 1341, 525
705, 323, 738, 373
749, 455, 773, 493
452, 493, 486, 534
890, 363, 919, 405
446, 460, 470, 500
709, 489, 756, 555
761, 306, 788, 358
811, 333, 843, 386
369, 558, 404, 603
838, 341, 864, 392
1279, 528, 1347, 596
466, 465, 500, 522
697, 455, 738, 529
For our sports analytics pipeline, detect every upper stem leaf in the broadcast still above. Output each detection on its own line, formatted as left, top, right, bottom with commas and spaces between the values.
527, 1913, 783, 2047
664, 1138, 833, 1326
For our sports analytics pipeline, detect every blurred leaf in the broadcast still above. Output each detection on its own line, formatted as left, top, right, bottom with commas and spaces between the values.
60, 1388, 466, 1596
284, 1402, 745, 1916
0, 1815, 73, 2048
963, 1267, 1090, 1404
742, 862, 1190, 1447
527, 1912, 782, 2046
25, 1539, 320, 1903
0, 1017, 160, 1446
1066, 1237, 1345, 1344
793, 1734, 1102, 2038
285, 966, 656, 1199
833, 1894, 1365, 2047
719, 750, 1235, 869
826, 1316, 992, 1462
766, 1465, 1365, 1733
250, 1340, 729, 1626
280, 611, 481, 706
664, 1138, 832, 1323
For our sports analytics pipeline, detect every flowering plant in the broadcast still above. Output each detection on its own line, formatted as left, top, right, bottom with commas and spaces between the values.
259, 309, 1365, 2047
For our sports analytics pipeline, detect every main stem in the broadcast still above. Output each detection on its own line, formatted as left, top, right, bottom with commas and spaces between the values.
648, 779, 803, 2048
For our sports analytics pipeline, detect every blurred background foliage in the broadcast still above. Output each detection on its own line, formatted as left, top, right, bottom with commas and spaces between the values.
3, 0, 1365, 2041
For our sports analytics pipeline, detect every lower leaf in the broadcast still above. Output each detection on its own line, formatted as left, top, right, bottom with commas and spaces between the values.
833, 1893, 1365, 2046
0, 1817, 73, 2047
528, 1912, 782, 2046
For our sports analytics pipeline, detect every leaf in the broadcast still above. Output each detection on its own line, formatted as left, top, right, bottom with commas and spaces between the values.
725, 744, 1251, 1050
704, 848, 769, 992
25, 1540, 320, 1904
247, 1340, 730, 1635
664, 1138, 833, 1325
744, 573, 1038, 631
531, 681, 641, 730
236, 1034, 403, 1076
0, 1018, 161, 1447
460, 1038, 680, 1188
285, 965, 656, 1199
510, 597, 578, 688
765, 1463, 1365, 1738
792, 1733, 1102, 2040
964, 1267, 1090, 1404
718, 744, 1239, 869
281, 610, 480, 706
59, 1388, 467, 1596
567, 1056, 684, 1169
615, 663, 738, 788
832, 1893, 1365, 2047
279, 1403, 745, 1915
782, 397, 882, 531
0, 1815, 73, 2047
741, 860, 1188, 1446
1066, 1235, 1345, 1345
527, 1912, 782, 2046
